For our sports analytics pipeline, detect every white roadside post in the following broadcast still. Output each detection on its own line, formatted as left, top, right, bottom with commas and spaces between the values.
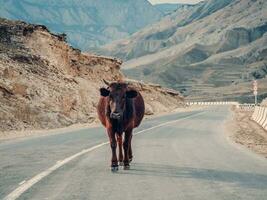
253, 80, 258, 105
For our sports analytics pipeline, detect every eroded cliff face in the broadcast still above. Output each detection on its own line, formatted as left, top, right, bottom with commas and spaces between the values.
0, 18, 183, 132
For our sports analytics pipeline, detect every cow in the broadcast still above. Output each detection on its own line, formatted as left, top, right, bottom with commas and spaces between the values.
97, 80, 145, 171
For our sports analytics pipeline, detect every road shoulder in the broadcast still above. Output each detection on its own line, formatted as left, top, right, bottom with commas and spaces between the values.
225, 107, 267, 158
0, 122, 100, 142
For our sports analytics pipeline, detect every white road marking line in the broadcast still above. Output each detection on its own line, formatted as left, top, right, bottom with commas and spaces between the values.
4, 142, 108, 200
4, 111, 205, 200
18, 181, 26, 186
134, 111, 206, 136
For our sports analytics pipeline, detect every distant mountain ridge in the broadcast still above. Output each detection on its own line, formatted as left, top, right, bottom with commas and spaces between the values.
0, 0, 163, 51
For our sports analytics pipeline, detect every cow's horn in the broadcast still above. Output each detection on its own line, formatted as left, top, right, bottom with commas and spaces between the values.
103, 79, 110, 86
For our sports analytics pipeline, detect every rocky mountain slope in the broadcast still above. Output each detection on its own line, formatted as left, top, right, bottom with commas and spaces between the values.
0, 18, 183, 133
100, 0, 267, 102
0, 0, 163, 51
101, 0, 232, 60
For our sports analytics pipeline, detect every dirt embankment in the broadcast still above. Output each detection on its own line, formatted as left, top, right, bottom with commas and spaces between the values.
0, 18, 184, 137
261, 98, 267, 107
226, 107, 267, 158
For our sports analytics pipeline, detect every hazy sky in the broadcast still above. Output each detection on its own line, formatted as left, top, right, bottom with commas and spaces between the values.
148, 0, 202, 4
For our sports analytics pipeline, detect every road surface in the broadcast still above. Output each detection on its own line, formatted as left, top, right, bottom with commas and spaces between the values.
0, 106, 267, 200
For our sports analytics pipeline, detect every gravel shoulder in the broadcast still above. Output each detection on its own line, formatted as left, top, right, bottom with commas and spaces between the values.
225, 107, 267, 158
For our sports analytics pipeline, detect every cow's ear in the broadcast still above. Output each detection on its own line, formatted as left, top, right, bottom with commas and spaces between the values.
126, 90, 138, 98
100, 88, 110, 97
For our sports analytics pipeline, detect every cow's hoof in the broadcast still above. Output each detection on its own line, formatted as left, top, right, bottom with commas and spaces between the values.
123, 165, 130, 170
119, 162, 124, 166
111, 165, 119, 172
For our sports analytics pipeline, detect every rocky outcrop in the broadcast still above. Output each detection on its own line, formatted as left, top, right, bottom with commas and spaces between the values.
218, 23, 267, 53
0, 18, 183, 132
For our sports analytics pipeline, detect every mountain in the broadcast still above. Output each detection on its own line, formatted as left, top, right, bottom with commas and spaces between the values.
0, 18, 183, 132
100, 0, 234, 60
0, 0, 163, 51
100, 0, 267, 102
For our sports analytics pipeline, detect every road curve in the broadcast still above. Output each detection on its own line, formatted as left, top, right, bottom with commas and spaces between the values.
1, 106, 267, 200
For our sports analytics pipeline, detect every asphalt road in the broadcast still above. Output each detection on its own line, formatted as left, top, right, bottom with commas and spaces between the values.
1, 106, 267, 200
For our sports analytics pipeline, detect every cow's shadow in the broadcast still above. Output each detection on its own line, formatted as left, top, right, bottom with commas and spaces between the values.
120, 162, 267, 189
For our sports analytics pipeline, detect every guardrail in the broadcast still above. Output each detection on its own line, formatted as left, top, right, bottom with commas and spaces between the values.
186, 102, 257, 110
185, 102, 266, 131
251, 106, 267, 131
186, 101, 238, 106
237, 104, 255, 111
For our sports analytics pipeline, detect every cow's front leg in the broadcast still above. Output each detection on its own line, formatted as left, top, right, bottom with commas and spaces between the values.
116, 134, 123, 166
123, 129, 132, 170
129, 134, 133, 163
107, 128, 118, 171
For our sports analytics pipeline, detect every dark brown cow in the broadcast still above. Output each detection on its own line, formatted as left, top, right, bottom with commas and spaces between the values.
97, 81, 145, 171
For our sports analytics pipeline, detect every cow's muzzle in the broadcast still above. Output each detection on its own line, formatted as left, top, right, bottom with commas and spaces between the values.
110, 112, 121, 120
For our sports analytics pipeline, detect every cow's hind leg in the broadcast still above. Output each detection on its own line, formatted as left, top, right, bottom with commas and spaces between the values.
117, 134, 123, 166
123, 129, 132, 170
108, 128, 118, 172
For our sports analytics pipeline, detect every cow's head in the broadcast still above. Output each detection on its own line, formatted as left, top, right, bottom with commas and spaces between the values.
100, 81, 137, 120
